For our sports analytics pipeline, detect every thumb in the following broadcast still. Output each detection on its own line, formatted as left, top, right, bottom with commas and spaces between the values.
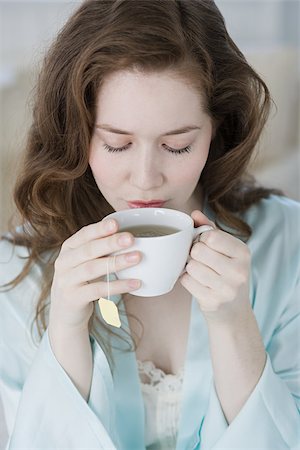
191, 210, 216, 229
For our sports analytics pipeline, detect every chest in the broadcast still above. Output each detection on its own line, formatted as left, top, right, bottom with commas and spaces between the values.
124, 282, 192, 376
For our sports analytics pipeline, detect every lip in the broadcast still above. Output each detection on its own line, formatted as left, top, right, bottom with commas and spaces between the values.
127, 200, 166, 208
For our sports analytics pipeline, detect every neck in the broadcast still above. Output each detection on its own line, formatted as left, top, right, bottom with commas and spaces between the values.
124, 279, 190, 305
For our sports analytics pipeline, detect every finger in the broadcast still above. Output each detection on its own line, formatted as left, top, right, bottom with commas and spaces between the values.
198, 229, 244, 258
190, 241, 228, 275
180, 273, 217, 308
79, 278, 142, 302
62, 218, 119, 251
191, 209, 214, 226
185, 258, 222, 290
191, 210, 216, 228
190, 242, 250, 286
67, 251, 142, 284
59, 230, 135, 269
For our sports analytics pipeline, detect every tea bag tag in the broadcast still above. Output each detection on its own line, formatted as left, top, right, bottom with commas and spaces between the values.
98, 297, 121, 328
98, 256, 121, 328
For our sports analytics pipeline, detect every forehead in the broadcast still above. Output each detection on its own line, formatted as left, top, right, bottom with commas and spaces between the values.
95, 70, 207, 135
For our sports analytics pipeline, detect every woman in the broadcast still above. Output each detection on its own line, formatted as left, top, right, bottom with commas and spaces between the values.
1, 1, 299, 449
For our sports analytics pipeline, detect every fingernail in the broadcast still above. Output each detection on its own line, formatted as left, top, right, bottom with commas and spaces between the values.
105, 219, 116, 231
125, 252, 139, 262
118, 234, 132, 246
129, 279, 141, 289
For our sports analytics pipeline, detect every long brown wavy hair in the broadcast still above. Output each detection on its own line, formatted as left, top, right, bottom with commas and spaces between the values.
1, 0, 281, 369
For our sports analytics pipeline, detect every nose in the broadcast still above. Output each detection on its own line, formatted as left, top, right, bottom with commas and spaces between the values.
129, 147, 164, 190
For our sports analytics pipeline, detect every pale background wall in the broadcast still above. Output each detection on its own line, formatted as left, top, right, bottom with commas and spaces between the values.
0, 1, 299, 448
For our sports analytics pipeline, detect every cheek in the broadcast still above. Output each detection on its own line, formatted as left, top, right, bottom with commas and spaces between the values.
89, 145, 117, 187
166, 161, 203, 197
184, 148, 209, 180
174, 146, 209, 190
192, 134, 210, 174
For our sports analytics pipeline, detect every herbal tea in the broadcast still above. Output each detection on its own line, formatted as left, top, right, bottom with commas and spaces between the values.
121, 224, 180, 237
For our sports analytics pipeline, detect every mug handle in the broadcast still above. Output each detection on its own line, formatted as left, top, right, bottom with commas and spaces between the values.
192, 224, 215, 242
179, 225, 215, 277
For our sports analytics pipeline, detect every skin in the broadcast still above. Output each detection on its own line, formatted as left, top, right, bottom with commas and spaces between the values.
49, 69, 266, 424
89, 69, 213, 215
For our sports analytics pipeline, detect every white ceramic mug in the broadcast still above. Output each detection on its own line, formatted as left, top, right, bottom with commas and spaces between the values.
105, 207, 213, 297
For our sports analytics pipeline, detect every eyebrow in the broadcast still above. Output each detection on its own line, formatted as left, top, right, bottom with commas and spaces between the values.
95, 124, 201, 136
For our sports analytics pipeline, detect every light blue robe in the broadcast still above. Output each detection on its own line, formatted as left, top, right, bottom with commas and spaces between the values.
0, 195, 299, 449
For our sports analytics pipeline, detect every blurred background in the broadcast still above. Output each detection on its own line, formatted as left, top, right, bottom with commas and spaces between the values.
0, 1, 299, 447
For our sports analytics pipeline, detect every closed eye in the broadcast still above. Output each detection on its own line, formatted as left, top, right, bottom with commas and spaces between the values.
103, 143, 192, 155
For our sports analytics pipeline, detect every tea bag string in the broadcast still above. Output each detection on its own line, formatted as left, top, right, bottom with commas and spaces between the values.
106, 255, 112, 300
98, 255, 121, 328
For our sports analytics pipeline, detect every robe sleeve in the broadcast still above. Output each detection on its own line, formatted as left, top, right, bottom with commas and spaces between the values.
0, 238, 118, 450
1, 328, 118, 450
199, 278, 300, 450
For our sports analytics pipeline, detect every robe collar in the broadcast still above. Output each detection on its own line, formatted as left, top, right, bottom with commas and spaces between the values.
107, 290, 213, 450
104, 200, 216, 449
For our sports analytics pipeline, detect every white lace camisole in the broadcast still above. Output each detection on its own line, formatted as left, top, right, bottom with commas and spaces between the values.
137, 360, 184, 450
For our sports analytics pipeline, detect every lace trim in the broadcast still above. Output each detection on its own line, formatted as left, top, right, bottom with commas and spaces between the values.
137, 360, 184, 393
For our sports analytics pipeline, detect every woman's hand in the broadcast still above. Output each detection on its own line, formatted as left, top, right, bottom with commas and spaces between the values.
49, 219, 142, 332
179, 210, 251, 322
181, 212, 266, 425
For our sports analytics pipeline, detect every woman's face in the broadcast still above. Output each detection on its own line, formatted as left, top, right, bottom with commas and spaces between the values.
89, 69, 213, 214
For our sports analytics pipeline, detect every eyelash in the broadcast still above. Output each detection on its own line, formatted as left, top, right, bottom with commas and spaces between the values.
103, 143, 192, 155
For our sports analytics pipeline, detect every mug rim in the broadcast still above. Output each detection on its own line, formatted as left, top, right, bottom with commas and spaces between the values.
105, 207, 193, 238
